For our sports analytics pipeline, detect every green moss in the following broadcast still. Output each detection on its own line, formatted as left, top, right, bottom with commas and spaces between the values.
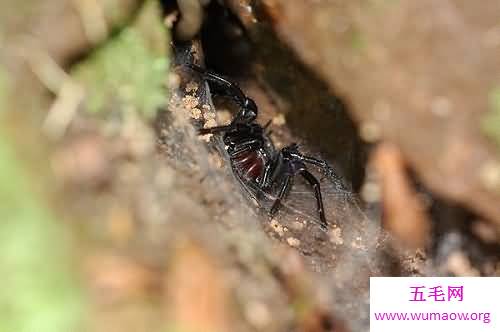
481, 86, 500, 148
350, 30, 367, 52
0, 131, 84, 332
71, 0, 169, 119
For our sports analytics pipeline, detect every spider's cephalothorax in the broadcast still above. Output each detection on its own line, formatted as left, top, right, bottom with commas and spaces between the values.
189, 64, 335, 229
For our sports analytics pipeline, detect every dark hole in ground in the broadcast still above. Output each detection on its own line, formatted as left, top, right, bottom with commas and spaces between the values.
195, 1, 369, 192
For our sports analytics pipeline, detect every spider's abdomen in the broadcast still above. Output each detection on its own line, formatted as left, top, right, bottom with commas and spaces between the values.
232, 150, 264, 181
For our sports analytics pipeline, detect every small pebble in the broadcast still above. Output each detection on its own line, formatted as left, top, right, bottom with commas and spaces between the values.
329, 227, 344, 245
287, 237, 301, 247
361, 181, 381, 203
182, 94, 199, 109
244, 301, 271, 329
291, 221, 305, 231
185, 81, 199, 93
479, 161, 500, 191
431, 96, 452, 117
190, 107, 202, 120
359, 121, 381, 142
204, 118, 217, 128
272, 113, 286, 126
270, 219, 284, 237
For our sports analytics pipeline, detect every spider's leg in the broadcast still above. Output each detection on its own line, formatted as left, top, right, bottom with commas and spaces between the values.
187, 64, 248, 109
258, 162, 273, 187
270, 174, 292, 217
300, 155, 327, 167
298, 155, 332, 173
262, 119, 273, 136
262, 119, 272, 130
259, 153, 280, 188
198, 124, 233, 135
299, 169, 328, 229
229, 139, 262, 158
298, 155, 347, 191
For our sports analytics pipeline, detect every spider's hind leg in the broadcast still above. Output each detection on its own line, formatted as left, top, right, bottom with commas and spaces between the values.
296, 153, 348, 191
299, 170, 328, 229
269, 174, 292, 218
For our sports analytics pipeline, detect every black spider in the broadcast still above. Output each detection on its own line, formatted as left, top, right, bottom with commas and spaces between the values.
188, 64, 338, 229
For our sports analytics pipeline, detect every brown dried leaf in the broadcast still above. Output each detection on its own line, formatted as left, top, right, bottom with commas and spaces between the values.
372, 142, 431, 249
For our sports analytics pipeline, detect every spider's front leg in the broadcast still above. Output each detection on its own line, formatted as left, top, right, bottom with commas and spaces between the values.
198, 124, 233, 135
187, 64, 248, 106
187, 64, 258, 123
